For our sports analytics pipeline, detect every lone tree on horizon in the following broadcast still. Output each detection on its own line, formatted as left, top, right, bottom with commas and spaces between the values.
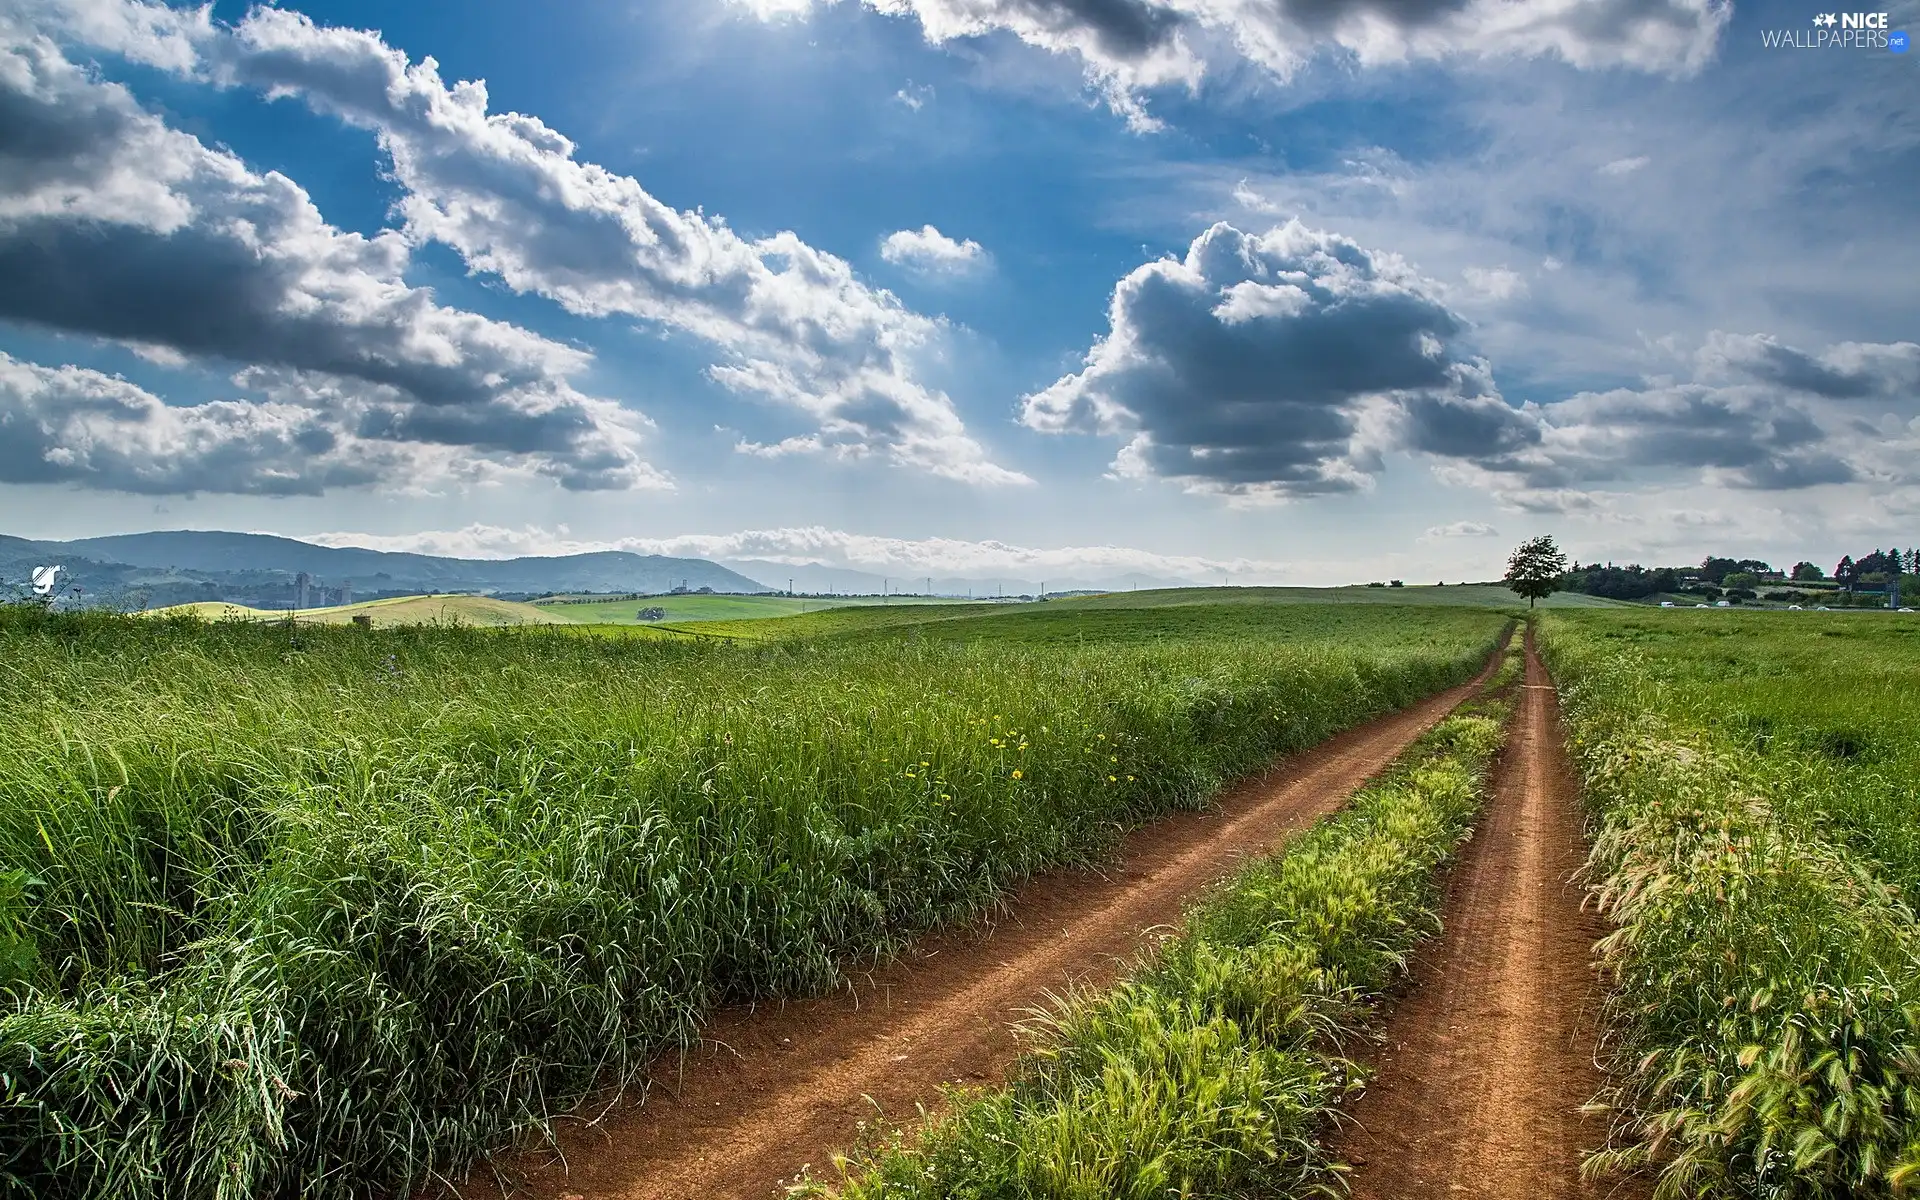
1505, 535, 1569, 608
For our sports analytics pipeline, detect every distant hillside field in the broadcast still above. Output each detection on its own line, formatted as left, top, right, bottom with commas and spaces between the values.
141, 582, 1619, 635
1046, 584, 1630, 610
538, 593, 975, 625
677, 584, 1622, 641
147, 595, 568, 628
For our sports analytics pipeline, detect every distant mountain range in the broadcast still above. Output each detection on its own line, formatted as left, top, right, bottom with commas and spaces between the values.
0, 531, 770, 609
0, 530, 1202, 610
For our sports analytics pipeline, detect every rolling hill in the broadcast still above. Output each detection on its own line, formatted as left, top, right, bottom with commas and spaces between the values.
2, 530, 773, 610
42, 531, 771, 594
146, 595, 571, 628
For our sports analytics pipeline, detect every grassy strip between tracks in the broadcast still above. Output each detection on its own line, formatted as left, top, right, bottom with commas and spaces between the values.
795, 690, 1512, 1199
1541, 615, 1920, 1198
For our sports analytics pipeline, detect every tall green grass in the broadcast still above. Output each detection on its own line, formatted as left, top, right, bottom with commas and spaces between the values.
0, 602, 1502, 1199
798, 700, 1511, 1199
1540, 612, 1920, 1198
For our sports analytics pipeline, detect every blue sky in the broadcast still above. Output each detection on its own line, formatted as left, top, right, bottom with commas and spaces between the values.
1, 0, 1915, 586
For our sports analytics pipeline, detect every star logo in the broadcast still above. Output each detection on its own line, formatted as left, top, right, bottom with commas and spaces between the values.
1813, 12, 1838, 25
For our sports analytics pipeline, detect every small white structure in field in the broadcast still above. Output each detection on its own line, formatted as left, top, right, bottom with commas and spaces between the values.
30, 565, 60, 596
1659, 601, 1675, 607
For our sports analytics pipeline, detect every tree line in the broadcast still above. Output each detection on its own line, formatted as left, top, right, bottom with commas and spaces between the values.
1504, 537, 1920, 606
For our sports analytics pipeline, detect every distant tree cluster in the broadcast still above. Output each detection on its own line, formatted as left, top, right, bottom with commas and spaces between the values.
1567, 563, 1680, 600
1697, 557, 1779, 584
1502, 541, 1919, 607
1836, 548, 1919, 590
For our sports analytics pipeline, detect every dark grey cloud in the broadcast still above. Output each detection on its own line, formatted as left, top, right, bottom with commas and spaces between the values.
236, 371, 656, 493
1458, 332, 1920, 506
1025, 220, 1533, 497
1701, 332, 1879, 400
1275, 0, 1474, 33
740, 0, 1730, 123
0, 28, 660, 492
1400, 387, 1538, 461
1002, 0, 1189, 57
1514, 383, 1859, 491
1032, 216, 1915, 504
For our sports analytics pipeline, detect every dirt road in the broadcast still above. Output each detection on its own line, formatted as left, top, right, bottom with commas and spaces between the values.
1334, 634, 1626, 1200
447, 652, 1505, 1200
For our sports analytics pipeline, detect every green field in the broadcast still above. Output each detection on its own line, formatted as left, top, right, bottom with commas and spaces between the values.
633, 584, 1618, 643
1540, 610, 1920, 1196
1047, 583, 1629, 609
536, 592, 974, 625
0, 599, 1505, 1199
145, 592, 986, 630
146, 594, 567, 627
145, 583, 1618, 640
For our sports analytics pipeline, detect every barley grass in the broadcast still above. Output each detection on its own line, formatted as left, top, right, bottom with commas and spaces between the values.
0, 602, 1502, 1199
1541, 611, 1920, 1198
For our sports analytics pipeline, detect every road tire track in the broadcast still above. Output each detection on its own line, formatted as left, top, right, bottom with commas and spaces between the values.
1333, 631, 1637, 1200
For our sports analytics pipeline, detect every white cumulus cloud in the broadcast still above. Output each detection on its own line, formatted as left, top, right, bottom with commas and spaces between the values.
166, 5, 1026, 486
1420, 520, 1500, 540
1461, 266, 1528, 301
880, 225, 989, 274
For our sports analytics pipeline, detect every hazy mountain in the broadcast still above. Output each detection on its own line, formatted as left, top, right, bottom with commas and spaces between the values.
3, 530, 770, 607
2, 530, 1198, 608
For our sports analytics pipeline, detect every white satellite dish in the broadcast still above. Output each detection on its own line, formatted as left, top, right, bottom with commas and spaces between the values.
30, 565, 61, 596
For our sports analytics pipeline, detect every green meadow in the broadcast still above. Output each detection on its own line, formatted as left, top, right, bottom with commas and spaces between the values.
535, 592, 974, 625
0, 599, 1503, 1199
1541, 609, 1920, 1197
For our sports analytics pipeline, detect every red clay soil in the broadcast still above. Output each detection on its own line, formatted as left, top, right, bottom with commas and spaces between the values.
442, 649, 1506, 1200
1333, 633, 1639, 1200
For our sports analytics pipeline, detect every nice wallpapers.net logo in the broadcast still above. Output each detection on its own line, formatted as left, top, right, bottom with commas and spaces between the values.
1761, 11, 1909, 49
